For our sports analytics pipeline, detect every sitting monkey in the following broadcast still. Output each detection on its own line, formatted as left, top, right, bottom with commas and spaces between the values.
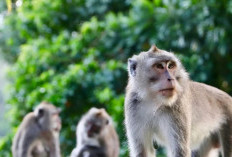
70, 107, 119, 157
12, 102, 61, 157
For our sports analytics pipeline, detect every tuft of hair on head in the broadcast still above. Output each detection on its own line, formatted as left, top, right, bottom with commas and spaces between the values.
95, 111, 102, 117
148, 45, 161, 53
40, 101, 50, 105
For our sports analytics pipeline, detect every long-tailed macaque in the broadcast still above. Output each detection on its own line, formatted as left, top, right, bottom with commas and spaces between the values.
124, 45, 232, 157
12, 102, 61, 157
70, 107, 119, 157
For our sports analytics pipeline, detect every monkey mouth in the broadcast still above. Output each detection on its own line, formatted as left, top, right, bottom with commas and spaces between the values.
159, 88, 175, 97
87, 124, 101, 137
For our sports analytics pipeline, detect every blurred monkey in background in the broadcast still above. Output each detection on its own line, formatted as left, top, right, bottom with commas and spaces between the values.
71, 107, 119, 157
12, 102, 61, 157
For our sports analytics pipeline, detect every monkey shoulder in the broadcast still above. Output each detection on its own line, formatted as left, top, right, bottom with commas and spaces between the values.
100, 125, 120, 149
190, 81, 226, 94
16, 113, 38, 135
189, 81, 232, 104
18, 113, 45, 138
21, 112, 35, 126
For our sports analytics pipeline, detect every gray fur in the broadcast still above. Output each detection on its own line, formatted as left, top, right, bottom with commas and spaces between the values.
12, 102, 61, 157
124, 46, 232, 157
128, 59, 137, 77
70, 108, 120, 157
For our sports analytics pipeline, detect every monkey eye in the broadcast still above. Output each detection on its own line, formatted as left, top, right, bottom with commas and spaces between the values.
154, 63, 164, 69
168, 62, 176, 69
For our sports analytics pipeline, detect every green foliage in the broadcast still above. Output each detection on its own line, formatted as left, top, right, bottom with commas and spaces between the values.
0, 134, 13, 157
0, 0, 131, 62
1, 0, 232, 156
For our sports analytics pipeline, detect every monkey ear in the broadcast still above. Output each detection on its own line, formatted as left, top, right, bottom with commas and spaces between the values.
57, 108, 61, 113
128, 59, 137, 77
149, 45, 159, 53
106, 119, 109, 125
35, 108, 44, 118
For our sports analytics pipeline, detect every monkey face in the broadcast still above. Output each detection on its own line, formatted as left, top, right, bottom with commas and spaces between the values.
128, 45, 189, 105
34, 102, 62, 131
150, 60, 177, 97
86, 121, 102, 137
85, 108, 110, 137
51, 111, 62, 132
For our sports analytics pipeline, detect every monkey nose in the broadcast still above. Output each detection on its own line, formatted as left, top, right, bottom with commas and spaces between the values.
167, 78, 174, 82
166, 79, 175, 88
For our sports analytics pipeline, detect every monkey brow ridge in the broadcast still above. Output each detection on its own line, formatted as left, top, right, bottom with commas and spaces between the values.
142, 53, 176, 66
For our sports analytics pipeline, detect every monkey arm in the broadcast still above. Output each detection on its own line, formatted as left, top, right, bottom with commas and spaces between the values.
125, 91, 157, 157
164, 107, 191, 157
127, 128, 155, 157
12, 128, 22, 157
12, 113, 35, 157
70, 147, 79, 157
19, 131, 37, 157
103, 126, 120, 157
41, 131, 60, 157
125, 114, 155, 157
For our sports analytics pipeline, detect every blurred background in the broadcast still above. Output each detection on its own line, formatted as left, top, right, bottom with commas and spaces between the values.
0, 0, 232, 156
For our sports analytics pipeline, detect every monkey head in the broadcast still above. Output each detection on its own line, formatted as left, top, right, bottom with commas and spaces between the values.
128, 45, 189, 105
84, 108, 110, 138
34, 102, 61, 131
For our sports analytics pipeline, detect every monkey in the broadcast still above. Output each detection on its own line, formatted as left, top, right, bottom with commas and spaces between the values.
70, 107, 120, 157
12, 101, 61, 157
124, 45, 232, 157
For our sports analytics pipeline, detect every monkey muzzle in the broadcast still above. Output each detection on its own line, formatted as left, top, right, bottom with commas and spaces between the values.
87, 123, 101, 137
159, 88, 175, 97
